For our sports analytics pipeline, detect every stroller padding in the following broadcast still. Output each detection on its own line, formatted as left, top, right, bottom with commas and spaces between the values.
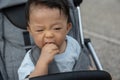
3, 3, 27, 30
30, 70, 112, 80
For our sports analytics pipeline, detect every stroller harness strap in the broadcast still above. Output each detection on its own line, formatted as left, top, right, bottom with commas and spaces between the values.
29, 45, 92, 73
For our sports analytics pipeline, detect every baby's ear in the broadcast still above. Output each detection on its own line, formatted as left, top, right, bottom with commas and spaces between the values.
66, 22, 72, 33
27, 26, 32, 35
27, 26, 30, 32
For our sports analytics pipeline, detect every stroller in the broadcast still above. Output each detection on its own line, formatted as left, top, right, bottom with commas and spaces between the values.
0, 0, 111, 80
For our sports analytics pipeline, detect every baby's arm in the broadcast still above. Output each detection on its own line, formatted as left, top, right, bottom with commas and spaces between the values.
29, 43, 59, 78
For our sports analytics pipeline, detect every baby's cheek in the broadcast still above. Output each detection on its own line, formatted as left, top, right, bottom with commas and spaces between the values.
35, 40, 43, 48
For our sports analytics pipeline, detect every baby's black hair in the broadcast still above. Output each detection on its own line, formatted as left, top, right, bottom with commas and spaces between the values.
26, 0, 70, 25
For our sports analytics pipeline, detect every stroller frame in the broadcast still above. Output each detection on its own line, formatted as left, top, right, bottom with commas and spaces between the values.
76, 1, 103, 70
0, 0, 111, 80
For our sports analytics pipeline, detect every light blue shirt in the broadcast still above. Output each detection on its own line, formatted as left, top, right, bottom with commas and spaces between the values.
18, 36, 81, 80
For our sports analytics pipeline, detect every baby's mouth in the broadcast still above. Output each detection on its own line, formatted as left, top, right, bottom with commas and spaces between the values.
45, 42, 54, 44
43, 42, 55, 46
44, 42, 59, 48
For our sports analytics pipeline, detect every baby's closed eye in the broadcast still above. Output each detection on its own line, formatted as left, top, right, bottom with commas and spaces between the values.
53, 27, 62, 30
36, 29, 44, 32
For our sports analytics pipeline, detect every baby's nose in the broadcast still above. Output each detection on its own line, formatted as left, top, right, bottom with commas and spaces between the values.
44, 31, 55, 44
44, 31, 54, 38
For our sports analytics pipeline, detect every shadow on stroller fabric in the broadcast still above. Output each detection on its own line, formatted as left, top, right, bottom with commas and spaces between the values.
0, 0, 111, 80
0, 72, 4, 80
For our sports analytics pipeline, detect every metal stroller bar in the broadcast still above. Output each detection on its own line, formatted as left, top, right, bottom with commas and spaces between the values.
76, 3, 103, 70
87, 42, 103, 70
77, 6, 84, 46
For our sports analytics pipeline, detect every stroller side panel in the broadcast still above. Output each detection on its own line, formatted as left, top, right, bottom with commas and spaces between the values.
0, 1, 34, 80
0, 11, 33, 80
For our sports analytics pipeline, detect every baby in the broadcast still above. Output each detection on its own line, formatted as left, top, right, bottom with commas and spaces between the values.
18, 0, 81, 80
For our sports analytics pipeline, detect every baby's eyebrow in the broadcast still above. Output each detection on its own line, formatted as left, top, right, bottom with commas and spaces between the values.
31, 25, 44, 30
51, 22, 63, 26
29, 23, 44, 27
34, 24, 45, 28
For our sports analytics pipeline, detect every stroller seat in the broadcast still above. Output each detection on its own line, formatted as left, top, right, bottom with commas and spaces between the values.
0, 0, 111, 80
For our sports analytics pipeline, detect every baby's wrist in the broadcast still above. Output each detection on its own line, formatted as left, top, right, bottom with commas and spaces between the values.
30, 62, 48, 78
38, 57, 52, 65
36, 60, 49, 67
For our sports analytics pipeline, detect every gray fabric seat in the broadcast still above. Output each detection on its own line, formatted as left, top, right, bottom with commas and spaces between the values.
0, 1, 33, 80
0, 0, 92, 80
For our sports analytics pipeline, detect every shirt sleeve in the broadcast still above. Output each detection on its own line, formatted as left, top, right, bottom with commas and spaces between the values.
18, 50, 34, 80
67, 35, 81, 60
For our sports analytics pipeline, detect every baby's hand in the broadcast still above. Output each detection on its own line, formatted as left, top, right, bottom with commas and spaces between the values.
39, 43, 59, 65
29, 43, 59, 78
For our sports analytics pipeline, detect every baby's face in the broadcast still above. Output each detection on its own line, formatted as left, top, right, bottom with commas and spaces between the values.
28, 7, 71, 51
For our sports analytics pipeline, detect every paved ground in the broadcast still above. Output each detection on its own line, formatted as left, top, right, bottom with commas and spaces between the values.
80, 0, 120, 80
